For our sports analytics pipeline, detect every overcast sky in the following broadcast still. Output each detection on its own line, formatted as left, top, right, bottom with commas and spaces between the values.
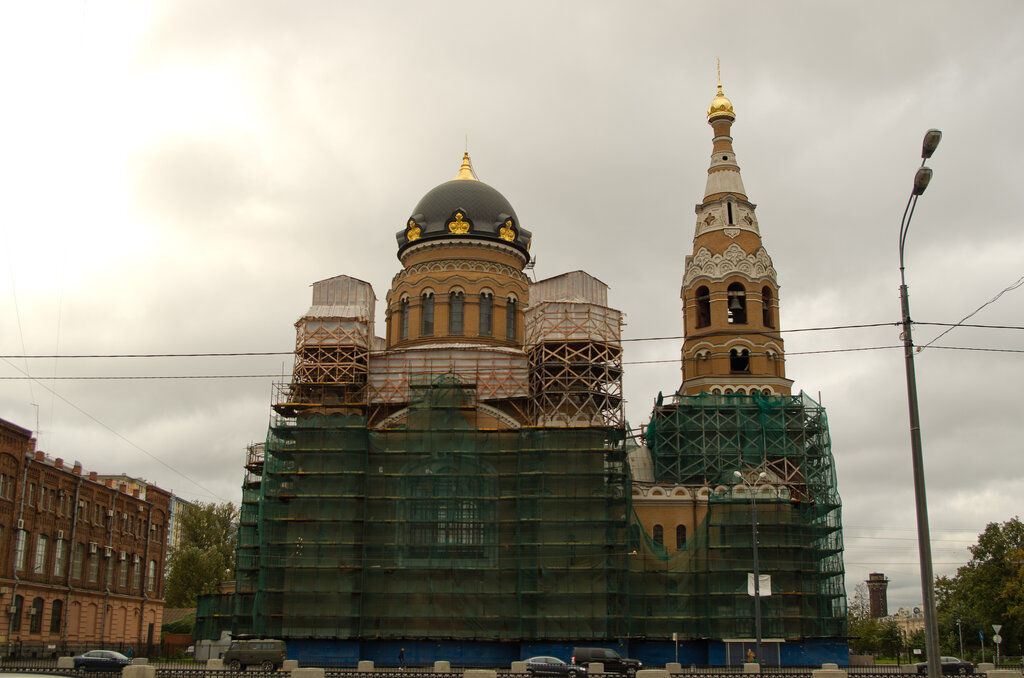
2, 1, 1022, 614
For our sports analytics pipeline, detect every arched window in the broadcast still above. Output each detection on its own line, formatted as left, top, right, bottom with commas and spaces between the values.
479, 292, 493, 337
653, 524, 664, 545
448, 291, 464, 335
727, 283, 747, 324
505, 297, 517, 341
10, 595, 23, 632
727, 201, 734, 225
49, 599, 63, 634
730, 347, 750, 373
29, 596, 43, 633
399, 297, 410, 341
421, 293, 434, 336
676, 524, 687, 550
695, 286, 711, 328
147, 560, 157, 592
762, 286, 774, 328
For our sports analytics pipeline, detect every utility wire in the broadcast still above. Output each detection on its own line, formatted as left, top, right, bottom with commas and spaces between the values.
918, 273, 1024, 351
0, 356, 229, 502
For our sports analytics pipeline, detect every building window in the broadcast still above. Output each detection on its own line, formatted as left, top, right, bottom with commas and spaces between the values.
727, 283, 747, 324
106, 554, 114, 586
49, 599, 63, 634
119, 558, 128, 588
71, 543, 84, 579
88, 552, 99, 583
14, 529, 27, 571
762, 286, 774, 328
730, 347, 751, 373
479, 292, 493, 336
676, 524, 687, 550
10, 595, 22, 632
27, 483, 34, 507
399, 297, 409, 340
695, 286, 711, 328
29, 597, 43, 634
727, 201, 734, 225
448, 291, 464, 335
147, 559, 157, 592
133, 560, 142, 590
53, 539, 67, 577
33, 534, 48, 574
505, 298, 516, 341
421, 293, 434, 336
653, 524, 664, 545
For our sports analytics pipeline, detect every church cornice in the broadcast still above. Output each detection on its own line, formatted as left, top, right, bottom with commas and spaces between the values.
682, 243, 777, 287
391, 258, 531, 288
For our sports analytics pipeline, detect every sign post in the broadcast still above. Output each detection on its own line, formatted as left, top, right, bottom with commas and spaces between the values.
993, 625, 1003, 666
980, 632, 985, 664
673, 632, 678, 664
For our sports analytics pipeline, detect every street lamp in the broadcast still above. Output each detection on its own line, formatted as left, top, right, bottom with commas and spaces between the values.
898, 128, 942, 678
734, 469, 768, 664
956, 619, 963, 658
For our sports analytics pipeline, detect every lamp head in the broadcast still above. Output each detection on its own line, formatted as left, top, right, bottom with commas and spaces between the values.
912, 167, 933, 196
922, 129, 942, 159
757, 471, 767, 479
733, 471, 742, 479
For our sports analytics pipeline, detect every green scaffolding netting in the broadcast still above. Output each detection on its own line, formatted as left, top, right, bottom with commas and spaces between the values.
196, 385, 845, 642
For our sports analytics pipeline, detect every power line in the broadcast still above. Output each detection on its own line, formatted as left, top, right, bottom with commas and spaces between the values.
918, 273, 1024, 351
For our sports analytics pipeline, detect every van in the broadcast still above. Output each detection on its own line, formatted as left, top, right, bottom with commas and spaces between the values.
222, 639, 287, 670
571, 648, 642, 676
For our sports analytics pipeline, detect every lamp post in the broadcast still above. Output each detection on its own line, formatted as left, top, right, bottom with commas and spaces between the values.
957, 619, 963, 658
734, 469, 767, 664
898, 128, 942, 678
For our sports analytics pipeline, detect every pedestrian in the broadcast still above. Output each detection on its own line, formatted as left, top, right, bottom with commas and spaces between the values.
399, 647, 405, 670
127, 646, 134, 659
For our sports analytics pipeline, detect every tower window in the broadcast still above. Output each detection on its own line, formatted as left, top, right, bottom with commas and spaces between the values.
421, 293, 434, 336
505, 297, 517, 341
479, 292, 493, 337
727, 202, 734, 225
449, 291, 464, 335
730, 347, 750, 373
762, 286, 774, 328
676, 524, 687, 550
695, 286, 711, 328
653, 524, 664, 545
399, 297, 410, 340
727, 283, 747, 324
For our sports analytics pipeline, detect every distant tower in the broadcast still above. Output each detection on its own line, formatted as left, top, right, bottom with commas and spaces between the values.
679, 75, 793, 396
867, 572, 890, 618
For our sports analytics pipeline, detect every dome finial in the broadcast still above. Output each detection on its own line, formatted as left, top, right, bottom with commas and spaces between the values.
707, 59, 736, 122
454, 143, 479, 181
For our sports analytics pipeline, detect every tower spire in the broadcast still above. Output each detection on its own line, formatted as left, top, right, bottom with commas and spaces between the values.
678, 78, 792, 397
454, 148, 479, 181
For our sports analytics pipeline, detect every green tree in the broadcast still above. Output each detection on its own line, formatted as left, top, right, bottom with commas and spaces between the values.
935, 517, 1024, 661
164, 502, 238, 607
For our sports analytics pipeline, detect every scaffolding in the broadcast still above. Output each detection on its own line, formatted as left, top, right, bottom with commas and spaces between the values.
630, 391, 846, 640
197, 376, 630, 642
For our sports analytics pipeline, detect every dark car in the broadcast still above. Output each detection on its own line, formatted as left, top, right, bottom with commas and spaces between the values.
571, 648, 642, 677
916, 657, 974, 675
73, 650, 132, 671
525, 656, 587, 678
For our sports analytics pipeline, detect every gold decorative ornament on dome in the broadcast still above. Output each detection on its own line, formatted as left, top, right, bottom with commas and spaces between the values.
447, 212, 471, 234
454, 151, 479, 181
406, 219, 421, 241
499, 219, 516, 241
707, 59, 735, 121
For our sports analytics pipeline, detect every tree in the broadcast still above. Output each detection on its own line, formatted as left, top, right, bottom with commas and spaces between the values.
164, 502, 238, 607
935, 517, 1024, 660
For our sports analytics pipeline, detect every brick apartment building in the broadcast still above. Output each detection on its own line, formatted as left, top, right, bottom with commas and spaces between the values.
0, 416, 171, 653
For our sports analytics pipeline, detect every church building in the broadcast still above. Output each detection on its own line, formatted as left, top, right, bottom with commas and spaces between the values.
196, 80, 847, 667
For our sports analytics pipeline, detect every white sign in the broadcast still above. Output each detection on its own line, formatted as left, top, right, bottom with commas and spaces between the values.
747, 573, 772, 596
993, 624, 1002, 633
994, 635, 1002, 644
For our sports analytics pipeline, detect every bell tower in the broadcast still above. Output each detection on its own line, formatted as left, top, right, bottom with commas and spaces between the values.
679, 76, 793, 396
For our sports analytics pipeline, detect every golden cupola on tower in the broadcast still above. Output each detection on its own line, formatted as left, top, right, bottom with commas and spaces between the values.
679, 82, 792, 397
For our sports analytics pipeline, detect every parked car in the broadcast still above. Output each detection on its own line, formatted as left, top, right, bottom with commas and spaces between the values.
570, 648, 641, 677
73, 650, 132, 671
525, 656, 587, 678
222, 638, 287, 671
916, 657, 975, 675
